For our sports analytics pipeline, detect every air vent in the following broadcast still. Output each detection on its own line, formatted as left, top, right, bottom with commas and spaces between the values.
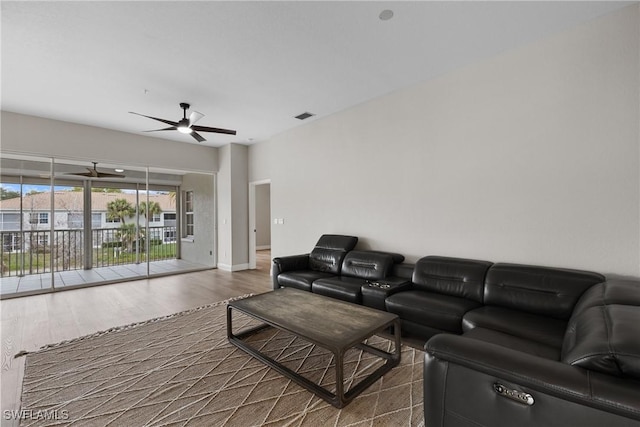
294, 112, 315, 120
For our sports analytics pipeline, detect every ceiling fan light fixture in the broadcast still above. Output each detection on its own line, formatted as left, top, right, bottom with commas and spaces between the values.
130, 103, 236, 142
177, 118, 193, 134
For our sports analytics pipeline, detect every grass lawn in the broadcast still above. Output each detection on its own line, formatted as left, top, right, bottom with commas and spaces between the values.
2, 243, 177, 276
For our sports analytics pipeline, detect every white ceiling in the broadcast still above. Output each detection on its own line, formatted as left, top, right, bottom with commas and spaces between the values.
1, 1, 632, 147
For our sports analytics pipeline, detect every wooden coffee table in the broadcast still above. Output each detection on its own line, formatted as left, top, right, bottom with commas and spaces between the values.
227, 288, 401, 408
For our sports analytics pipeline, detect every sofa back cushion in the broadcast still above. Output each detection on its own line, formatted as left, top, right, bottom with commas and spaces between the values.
341, 250, 393, 280
412, 256, 492, 303
572, 280, 640, 315
309, 234, 358, 274
484, 264, 604, 319
562, 304, 640, 380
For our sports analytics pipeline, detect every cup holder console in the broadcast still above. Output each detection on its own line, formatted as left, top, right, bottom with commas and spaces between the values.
367, 281, 391, 289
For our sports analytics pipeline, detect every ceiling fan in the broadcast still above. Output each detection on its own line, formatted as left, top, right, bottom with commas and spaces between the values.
67, 162, 125, 178
129, 103, 236, 142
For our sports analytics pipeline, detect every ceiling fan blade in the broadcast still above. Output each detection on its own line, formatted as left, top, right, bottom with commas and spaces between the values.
191, 125, 236, 135
96, 172, 125, 178
129, 112, 178, 127
142, 127, 177, 132
191, 132, 206, 142
188, 111, 204, 126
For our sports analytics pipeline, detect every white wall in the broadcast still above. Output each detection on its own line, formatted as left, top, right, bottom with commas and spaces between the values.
1, 112, 218, 173
180, 173, 216, 267
217, 143, 249, 270
249, 5, 640, 278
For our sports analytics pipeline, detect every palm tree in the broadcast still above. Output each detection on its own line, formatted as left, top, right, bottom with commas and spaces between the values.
116, 223, 144, 253
138, 201, 162, 225
106, 199, 135, 224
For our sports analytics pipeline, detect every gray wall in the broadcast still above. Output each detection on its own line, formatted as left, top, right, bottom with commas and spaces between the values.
180, 173, 216, 267
1, 112, 218, 173
249, 5, 640, 278
255, 183, 271, 248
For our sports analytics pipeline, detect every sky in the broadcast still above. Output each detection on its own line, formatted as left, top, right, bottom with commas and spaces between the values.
2, 184, 62, 194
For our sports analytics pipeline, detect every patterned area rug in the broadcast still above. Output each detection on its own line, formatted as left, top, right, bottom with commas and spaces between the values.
18, 296, 424, 426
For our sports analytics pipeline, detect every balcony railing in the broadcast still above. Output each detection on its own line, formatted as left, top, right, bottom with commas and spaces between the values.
0, 226, 177, 277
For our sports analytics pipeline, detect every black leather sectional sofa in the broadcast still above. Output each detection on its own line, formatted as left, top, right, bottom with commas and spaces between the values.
272, 235, 640, 426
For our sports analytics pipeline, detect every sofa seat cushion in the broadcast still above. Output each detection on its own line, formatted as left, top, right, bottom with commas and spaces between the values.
463, 327, 560, 360
462, 306, 567, 349
312, 276, 365, 303
277, 271, 336, 292
385, 290, 481, 334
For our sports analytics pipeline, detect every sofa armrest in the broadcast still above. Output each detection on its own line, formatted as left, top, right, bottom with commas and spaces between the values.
272, 254, 310, 289
424, 334, 640, 425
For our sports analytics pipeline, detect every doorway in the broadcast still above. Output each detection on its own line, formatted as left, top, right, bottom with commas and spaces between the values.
248, 180, 271, 270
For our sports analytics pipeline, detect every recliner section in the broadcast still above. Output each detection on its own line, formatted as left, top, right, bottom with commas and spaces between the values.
273, 235, 640, 425
272, 234, 358, 291
425, 280, 640, 426
312, 250, 396, 303
385, 256, 492, 337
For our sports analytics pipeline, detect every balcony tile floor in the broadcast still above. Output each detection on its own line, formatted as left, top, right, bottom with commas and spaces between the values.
0, 259, 209, 297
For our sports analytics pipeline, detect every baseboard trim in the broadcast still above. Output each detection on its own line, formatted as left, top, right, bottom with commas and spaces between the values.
256, 245, 271, 250
217, 263, 250, 272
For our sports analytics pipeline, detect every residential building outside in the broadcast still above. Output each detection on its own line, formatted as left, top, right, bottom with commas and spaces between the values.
0, 191, 177, 277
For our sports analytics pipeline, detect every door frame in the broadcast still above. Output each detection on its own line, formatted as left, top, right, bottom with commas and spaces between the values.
248, 179, 271, 269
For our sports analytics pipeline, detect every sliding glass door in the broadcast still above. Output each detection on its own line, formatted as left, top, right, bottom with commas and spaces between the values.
1, 154, 206, 298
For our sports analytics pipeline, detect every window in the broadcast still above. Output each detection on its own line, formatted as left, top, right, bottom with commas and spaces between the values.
152, 213, 161, 222
164, 213, 176, 220
106, 215, 121, 223
164, 230, 176, 242
183, 190, 194, 237
91, 213, 102, 228
36, 233, 49, 247
29, 212, 48, 224
0, 213, 21, 231
68, 213, 83, 228
2, 233, 22, 251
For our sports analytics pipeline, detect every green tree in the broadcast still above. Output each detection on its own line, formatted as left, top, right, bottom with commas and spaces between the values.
106, 198, 135, 224
139, 201, 162, 225
0, 187, 20, 200
93, 188, 123, 193
116, 223, 144, 253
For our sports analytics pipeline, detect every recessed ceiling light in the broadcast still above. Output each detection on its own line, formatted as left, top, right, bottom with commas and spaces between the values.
379, 9, 394, 21
115, 168, 124, 173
